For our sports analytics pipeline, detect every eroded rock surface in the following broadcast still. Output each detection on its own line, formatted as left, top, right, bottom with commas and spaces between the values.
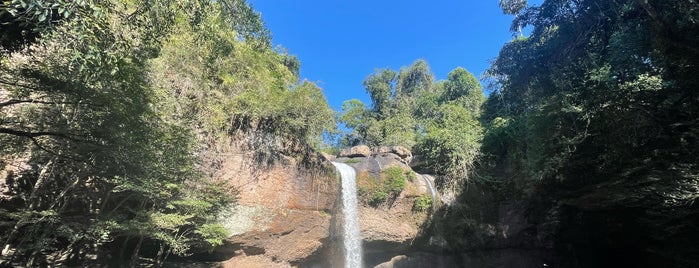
339, 145, 372, 158
204, 129, 341, 267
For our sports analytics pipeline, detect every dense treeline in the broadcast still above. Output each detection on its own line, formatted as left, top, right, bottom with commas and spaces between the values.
0, 0, 334, 266
437, 0, 698, 266
339, 60, 485, 189
339, 0, 697, 265
483, 0, 698, 191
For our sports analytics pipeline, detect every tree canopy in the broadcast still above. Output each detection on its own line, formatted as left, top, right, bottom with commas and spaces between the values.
0, 0, 335, 266
340, 60, 485, 188
482, 0, 699, 188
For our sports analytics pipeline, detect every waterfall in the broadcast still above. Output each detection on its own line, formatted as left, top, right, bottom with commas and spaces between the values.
422, 174, 437, 204
332, 162, 363, 268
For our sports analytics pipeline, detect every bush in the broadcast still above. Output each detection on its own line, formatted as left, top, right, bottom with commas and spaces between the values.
344, 158, 363, 164
369, 190, 388, 206
382, 167, 406, 194
413, 195, 433, 212
355, 168, 408, 206
405, 170, 417, 182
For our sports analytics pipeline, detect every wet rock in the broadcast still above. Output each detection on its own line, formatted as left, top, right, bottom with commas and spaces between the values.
343, 154, 435, 266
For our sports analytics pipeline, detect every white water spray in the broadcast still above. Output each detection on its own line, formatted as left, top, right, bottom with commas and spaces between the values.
422, 174, 437, 206
332, 162, 363, 268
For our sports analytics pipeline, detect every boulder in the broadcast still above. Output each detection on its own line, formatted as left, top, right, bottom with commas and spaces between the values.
372, 146, 391, 155
372, 146, 412, 160
388, 146, 412, 159
339, 145, 371, 158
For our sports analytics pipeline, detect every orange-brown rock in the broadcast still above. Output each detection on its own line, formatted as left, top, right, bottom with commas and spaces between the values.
206, 130, 341, 267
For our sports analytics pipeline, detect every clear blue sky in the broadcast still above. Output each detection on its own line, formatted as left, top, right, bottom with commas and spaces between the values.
249, 0, 541, 111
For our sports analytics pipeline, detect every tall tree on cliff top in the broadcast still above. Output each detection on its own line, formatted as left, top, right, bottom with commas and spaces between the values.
341, 60, 485, 189
499, 0, 528, 36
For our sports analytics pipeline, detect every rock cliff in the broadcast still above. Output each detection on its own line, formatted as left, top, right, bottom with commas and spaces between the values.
197, 126, 342, 267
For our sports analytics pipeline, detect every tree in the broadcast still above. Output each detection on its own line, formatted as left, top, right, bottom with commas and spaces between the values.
484, 0, 699, 185
0, 0, 335, 266
339, 61, 485, 188
442, 67, 485, 114
363, 69, 396, 118
499, 0, 528, 36
395, 59, 434, 98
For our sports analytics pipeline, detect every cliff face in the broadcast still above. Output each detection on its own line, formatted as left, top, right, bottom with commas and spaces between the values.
199, 127, 342, 267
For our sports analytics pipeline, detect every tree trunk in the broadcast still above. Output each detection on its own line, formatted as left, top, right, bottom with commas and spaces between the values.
129, 236, 143, 268
155, 243, 165, 267
28, 158, 55, 210
118, 236, 131, 264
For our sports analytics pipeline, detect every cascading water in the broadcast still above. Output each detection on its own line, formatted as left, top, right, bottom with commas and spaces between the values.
332, 162, 363, 268
422, 174, 437, 205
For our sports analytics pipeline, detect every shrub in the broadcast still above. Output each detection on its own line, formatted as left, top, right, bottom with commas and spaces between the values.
413, 195, 433, 211
356, 167, 409, 206
344, 158, 363, 164
405, 170, 417, 182
383, 167, 407, 194
369, 190, 388, 206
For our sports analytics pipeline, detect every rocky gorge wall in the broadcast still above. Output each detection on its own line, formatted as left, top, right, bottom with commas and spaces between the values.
190, 127, 342, 267
200, 141, 699, 268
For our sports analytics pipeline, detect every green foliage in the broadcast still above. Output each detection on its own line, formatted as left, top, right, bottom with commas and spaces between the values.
355, 168, 407, 206
368, 190, 389, 206
219, 0, 272, 46
0, 0, 332, 266
339, 60, 485, 189
483, 0, 699, 192
396, 59, 434, 97
382, 167, 407, 194
150, 2, 335, 147
499, 0, 528, 35
416, 104, 483, 187
363, 68, 396, 117
343, 158, 363, 164
499, 0, 527, 15
413, 195, 433, 212
442, 67, 485, 114
405, 170, 417, 182
195, 223, 228, 247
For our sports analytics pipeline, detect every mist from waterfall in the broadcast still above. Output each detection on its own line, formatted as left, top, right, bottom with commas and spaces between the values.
332, 162, 363, 268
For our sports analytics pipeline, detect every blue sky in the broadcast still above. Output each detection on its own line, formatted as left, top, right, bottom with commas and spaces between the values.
249, 0, 540, 110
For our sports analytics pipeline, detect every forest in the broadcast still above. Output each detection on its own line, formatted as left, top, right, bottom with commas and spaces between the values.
1, 0, 697, 267
0, 0, 334, 266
